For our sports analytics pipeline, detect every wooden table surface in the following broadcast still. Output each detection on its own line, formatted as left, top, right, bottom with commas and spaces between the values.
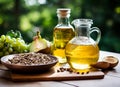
0, 51, 120, 87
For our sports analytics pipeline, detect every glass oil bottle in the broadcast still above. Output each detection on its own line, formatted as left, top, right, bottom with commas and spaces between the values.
53, 8, 75, 63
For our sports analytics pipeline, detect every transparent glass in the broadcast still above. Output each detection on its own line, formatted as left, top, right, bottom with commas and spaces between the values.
65, 19, 101, 71
53, 8, 75, 63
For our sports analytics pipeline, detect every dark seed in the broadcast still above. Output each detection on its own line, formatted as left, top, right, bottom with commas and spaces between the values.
81, 72, 84, 75
86, 71, 89, 74
76, 72, 80, 74
57, 70, 60, 72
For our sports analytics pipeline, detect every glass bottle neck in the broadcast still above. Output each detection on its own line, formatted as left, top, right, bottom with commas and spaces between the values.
58, 16, 70, 26
76, 25, 91, 37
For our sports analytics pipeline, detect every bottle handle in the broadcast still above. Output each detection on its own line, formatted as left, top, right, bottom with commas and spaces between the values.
90, 27, 101, 44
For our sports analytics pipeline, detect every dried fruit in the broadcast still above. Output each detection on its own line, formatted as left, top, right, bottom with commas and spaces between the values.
91, 61, 110, 69
103, 56, 119, 69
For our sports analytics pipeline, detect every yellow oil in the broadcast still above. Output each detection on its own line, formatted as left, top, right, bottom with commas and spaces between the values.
65, 43, 99, 70
53, 27, 75, 63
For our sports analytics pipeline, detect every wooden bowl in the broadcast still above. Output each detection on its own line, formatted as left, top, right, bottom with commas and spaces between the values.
1, 53, 58, 74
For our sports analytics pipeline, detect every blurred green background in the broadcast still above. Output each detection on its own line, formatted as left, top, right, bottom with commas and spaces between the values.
0, 0, 120, 53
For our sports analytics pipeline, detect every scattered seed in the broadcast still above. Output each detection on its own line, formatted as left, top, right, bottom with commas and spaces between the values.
57, 70, 60, 72
66, 68, 70, 71
81, 72, 84, 75
86, 71, 89, 74
57, 67, 90, 75
76, 72, 80, 74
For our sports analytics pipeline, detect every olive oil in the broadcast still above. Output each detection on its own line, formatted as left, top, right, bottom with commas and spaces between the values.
53, 8, 75, 63
53, 27, 75, 63
65, 42, 99, 70
65, 19, 101, 71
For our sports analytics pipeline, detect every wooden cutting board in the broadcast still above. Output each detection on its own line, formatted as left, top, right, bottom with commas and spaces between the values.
11, 66, 104, 81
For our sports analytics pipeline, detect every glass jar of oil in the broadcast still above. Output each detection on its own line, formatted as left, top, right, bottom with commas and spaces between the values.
53, 8, 75, 63
65, 19, 101, 71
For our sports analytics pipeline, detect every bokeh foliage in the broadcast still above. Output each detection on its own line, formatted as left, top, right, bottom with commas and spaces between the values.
0, 0, 120, 52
